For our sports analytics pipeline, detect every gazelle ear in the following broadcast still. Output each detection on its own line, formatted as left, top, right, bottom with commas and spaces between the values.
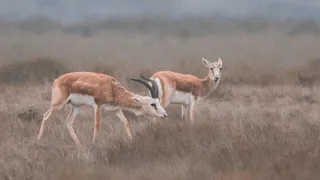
132, 95, 152, 105
202, 57, 212, 68
218, 58, 223, 68
131, 96, 145, 105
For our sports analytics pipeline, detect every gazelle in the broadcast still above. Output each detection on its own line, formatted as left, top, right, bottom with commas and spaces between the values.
137, 57, 222, 123
36, 72, 168, 147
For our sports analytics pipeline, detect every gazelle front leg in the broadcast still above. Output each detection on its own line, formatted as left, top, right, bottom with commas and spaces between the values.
189, 97, 196, 124
152, 117, 157, 124
92, 104, 101, 143
116, 110, 133, 140
65, 105, 81, 147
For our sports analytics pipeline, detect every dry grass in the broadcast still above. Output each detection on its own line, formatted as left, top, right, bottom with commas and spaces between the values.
0, 57, 69, 84
1, 84, 320, 180
1, 18, 320, 179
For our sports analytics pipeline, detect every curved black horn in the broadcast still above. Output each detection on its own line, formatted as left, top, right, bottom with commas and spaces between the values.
130, 78, 156, 98
140, 74, 159, 99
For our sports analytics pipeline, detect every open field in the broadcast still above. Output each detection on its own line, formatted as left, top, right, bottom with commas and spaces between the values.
1, 17, 320, 179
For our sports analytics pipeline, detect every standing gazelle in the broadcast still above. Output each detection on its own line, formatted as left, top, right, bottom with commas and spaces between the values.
36, 72, 168, 147
136, 57, 222, 123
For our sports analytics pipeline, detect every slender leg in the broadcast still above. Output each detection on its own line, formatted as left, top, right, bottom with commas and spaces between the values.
181, 105, 185, 119
189, 99, 196, 124
37, 85, 69, 141
37, 108, 53, 140
65, 106, 81, 147
92, 104, 101, 143
185, 106, 189, 120
64, 106, 73, 123
116, 110, 133, 140
152, 117, 157, 124
181, 105, 189, 120
150, 117, 158, 132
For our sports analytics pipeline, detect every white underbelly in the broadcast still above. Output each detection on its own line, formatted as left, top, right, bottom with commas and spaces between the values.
102, 105, 120, 111
170, 91, 193, 105
67, 93, 119, 111
68, 93, 96, 107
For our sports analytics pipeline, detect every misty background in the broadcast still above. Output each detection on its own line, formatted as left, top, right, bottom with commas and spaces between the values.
2, 0, 320, 23
1, 0, 320, 83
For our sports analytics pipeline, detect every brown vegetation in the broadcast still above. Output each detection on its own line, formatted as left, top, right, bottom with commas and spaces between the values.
0, 18, 320, 179
0, 57, 69, 84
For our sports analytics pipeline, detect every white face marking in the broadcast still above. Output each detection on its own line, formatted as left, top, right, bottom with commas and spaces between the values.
68, 93, 96, 107
143, 98, 167, 118
148, 78, 163, 102
214, 69, 220, 79
154, 78, 163, 101
131, 96, 168, 118
171, 91, 193, 105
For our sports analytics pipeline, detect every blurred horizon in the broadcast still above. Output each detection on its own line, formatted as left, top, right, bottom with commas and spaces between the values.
1, 0, 320, 23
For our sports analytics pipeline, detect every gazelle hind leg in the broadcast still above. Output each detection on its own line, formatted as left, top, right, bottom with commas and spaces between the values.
181, 105, 189, 120
37, 85, 69, 141
37, 108, 53, 140
116, 110, 133, 140
37, 103, 68, 141
65, 105, 81, 147
36, 104, 67, 141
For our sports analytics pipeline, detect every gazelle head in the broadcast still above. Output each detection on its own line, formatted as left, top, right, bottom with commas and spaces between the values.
202, 57, 223, 83
131, 95, 167, 118
130, 76, 168, 119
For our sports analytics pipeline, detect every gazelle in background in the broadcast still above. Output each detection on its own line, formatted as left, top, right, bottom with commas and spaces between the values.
137, 57, 222, 123
36, 72, 167, 147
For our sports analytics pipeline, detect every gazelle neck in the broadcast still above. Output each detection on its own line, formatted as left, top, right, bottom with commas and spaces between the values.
112, 86, 142, 111
200, 72, 219, 99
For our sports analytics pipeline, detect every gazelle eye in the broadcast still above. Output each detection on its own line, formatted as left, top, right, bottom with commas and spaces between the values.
220, 68, 222, 70
151, 103, 157, 110
210, 68, 213, 70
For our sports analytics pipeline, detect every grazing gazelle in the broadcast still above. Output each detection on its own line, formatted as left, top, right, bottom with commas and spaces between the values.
36, 72, 168, 147
138, 57, 222, 123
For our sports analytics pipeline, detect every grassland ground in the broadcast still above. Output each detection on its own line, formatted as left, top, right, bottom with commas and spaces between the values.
0, 82, 320, 179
